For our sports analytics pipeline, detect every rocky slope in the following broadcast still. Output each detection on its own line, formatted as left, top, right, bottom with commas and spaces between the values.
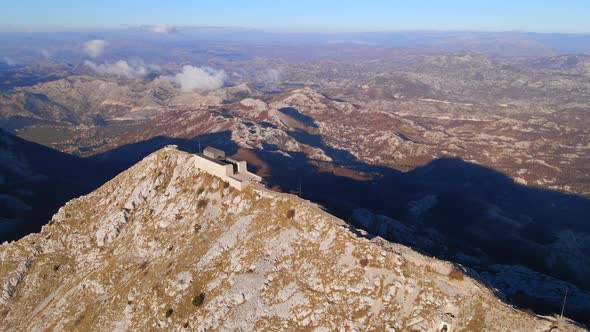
0, 146, 584, 331
0, 75, 258, 129
90, 84, 590, 198
77, 86, 590, 309
352, 208, 590, 321
3, 54, 589, 197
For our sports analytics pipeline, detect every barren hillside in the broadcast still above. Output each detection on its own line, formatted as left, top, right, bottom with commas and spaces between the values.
0, 147, 583, 331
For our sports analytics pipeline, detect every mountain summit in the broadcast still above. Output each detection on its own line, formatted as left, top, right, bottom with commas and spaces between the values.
0, 146, 583, 331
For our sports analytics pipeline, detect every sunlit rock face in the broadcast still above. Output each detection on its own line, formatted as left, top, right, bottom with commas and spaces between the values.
0, 147, 583, 331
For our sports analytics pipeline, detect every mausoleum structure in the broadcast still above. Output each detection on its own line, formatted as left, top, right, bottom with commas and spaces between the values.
195, 146, 262, 190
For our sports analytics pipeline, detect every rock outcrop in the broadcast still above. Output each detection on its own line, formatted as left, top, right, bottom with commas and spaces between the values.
0, 147, 584, 331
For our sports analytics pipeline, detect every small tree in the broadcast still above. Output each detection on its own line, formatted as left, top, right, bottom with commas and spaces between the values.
448, 267, 464, 281
197, 199, 208, 209
359, 258, 369, 267
192, 292, 206, 307
286, 209, 295, 219
165, 308, 173, 318
223, 181, 230, 189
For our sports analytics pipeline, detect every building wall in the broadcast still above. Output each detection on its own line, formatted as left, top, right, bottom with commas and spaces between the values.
195, 156, 231, 179
229, 159, 262, 182
194, 154, 263, 191
203, 147, 225, 159
248, 172, 263, 182
227, 177, 244, 191
195, 155, 248, 190
236, 161, 247, 173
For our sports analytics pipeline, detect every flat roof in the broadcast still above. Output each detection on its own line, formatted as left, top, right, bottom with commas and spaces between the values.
196, 153, 230, 166
230, 172, 259, 182
204, 146, 225, 155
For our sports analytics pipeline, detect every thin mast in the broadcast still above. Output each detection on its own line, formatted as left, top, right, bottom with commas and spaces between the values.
560, 286, 568, 319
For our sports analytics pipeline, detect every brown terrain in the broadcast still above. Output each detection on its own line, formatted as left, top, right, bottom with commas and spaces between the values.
0, 147, 585, 331
1, 49, 589, 325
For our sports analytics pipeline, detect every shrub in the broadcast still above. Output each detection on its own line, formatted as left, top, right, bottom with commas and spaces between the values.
223, 181, 230, 189
448, 267, 464, 281
197, 199, 209, 209
139, 261, 148, 270
165, 308, 173, 318
74, 313, 85, 326
286, 209, 295, 219
192, 292, 206, 307
359, 258, 369, 267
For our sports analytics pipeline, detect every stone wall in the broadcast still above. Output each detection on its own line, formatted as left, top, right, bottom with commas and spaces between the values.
227, 177, 245, 191
194, 155, 248, 190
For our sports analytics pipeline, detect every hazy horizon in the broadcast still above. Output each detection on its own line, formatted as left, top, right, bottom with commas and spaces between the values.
2, 25, 590, 35
1, 0, 589, 34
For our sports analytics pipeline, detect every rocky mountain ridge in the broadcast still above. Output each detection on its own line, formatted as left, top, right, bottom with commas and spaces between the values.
0, 75, 257, 129
0, 146, 583, 331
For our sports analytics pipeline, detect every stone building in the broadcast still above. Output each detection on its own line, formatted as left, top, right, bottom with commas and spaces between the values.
194, 146, 262, 190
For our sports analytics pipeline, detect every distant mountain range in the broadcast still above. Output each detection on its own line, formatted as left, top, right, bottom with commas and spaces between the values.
0, 43, 589, 324
1, 30, 590, 66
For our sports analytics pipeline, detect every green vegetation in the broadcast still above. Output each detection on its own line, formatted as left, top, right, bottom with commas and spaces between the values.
17, 125, 77, 146
165, 308, 173, 318
223, 181, 230, 189
192, 292, 206, 307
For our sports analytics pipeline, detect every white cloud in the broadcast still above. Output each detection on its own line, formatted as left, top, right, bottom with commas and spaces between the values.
261, 68, 282, 83
1, 56, 16, 66
84, 59, 160, 79
84, 39, 108, 58
152, 24, 178, 34
170, 65, 226, 92
40, 49, 50, 59
84, 60, 226, 89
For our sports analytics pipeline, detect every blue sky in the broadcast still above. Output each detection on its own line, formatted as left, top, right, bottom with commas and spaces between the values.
1, 0, 589, 33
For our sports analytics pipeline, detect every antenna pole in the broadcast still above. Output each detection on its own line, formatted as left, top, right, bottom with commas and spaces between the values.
560, 286, 568, 319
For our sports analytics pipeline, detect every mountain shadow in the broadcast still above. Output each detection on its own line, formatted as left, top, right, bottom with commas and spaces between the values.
0, 129, 116, 242
157, 130, 587, 324
89, 131, 239, 175
251, 132, 590, 325
5, 129, 590, 324
1, 131, 237, 243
